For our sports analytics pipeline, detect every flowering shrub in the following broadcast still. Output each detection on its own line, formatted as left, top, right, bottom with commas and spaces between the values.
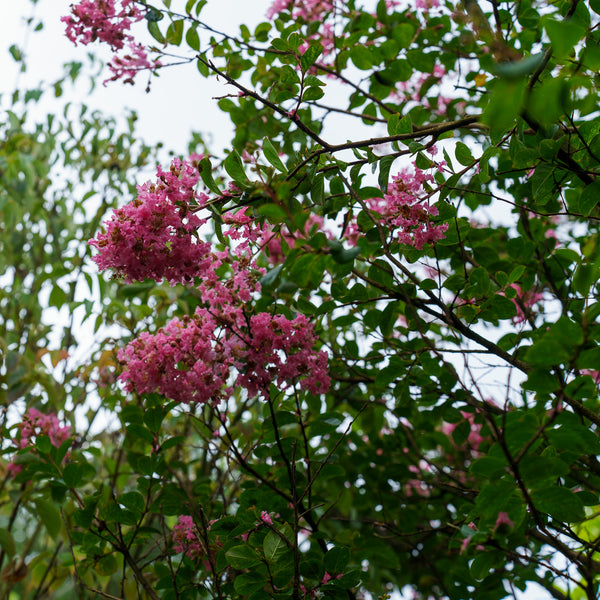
4, 0, 600, 599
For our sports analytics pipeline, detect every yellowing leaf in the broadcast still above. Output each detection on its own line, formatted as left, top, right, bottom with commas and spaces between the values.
474, 73, 487, 86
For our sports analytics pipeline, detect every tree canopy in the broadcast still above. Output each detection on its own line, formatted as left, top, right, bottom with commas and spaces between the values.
2, 1, 600, 599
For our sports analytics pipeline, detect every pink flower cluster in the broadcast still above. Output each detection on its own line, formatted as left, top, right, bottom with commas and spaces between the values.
346, 167, 448, 250
507, 284, 544, 324
92, 157, 331, 405
441, 411, 487, 454
173, 515, 203, 559
62, 0, 142, 50
267, 0, 334, 22
258, 214, 332, 265
61, 0, 160, 84
389, 64, 450, 115
106, 42, 161, 86
89, 155, 211, 284
416, 0, 441, 10
118, 309, 330, 404
267, 0, 339, 64
8, 408, 71, 476
14, 408, 71, 450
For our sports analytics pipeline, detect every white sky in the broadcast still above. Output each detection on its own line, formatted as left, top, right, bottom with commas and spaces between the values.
0, 0, 273, 154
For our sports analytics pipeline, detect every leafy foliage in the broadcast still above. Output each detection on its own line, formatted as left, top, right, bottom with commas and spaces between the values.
4, 1, 600, 599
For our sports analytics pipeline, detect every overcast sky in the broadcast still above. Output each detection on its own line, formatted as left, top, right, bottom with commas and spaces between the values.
0, 0, 273, 155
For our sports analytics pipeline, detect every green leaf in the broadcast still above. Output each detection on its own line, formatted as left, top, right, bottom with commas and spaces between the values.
257, 204, 287, 221
198, 157, 222, 195
0, 529, 15, 557
36, 435, 52, 454
301, 43, 323, 72
264, 530, 288, 563
185, 25, 200, 51
350, 46, 373, 70
531, 487, 585, 522
145, 7, 164, 22
147, 20, 165, 44
226, 545, 261, 569
119, 491, 146, 514
263, 138, 287, 172
95, 553, 118, 576
493, 53, 544, 79
144, 406, 165, 433
33, 498, 61, 538
8, 45, 22, 62
327, 240, 360, 264
234, 571, 266, 595
303, 86, 325, 101
324, 546, 350, 573
482, 79, 526, 138
580, 180, 600, 216
166, 19, 184, 46
470, 552, 496, 581
223, 150, 248, 183
62, 463, 82, 487
455, 142, 474, 166
544, 18, 585, 59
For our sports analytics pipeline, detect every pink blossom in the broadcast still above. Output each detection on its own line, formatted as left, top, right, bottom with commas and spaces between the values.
89, 155, 211, 284
239, 313, 331, 397
416, 0, 441, 10
267, 0, 334, 22
173, 515, 203, 559
118, 309, 330, 404
62, 0, 159, 84
260, 511, 279, 526
117, 309, 232, 405
506, 284, 544, 324
14, 408, 71, 450
105, 41, 162, 85
345, 167, 447, 249
494, 512, 514, 532
8, 409, 71, 476
582, 369, 600, 384
61, 0, 143, 50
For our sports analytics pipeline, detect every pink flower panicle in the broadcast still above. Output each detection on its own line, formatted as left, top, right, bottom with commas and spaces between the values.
117, 310, 231, 405
89, 155, 212, 284
494, 511, 514, 532
61, 0, 143, 50
239, 313, 330, 397
267, 0, 338, 65
267, 0, 334, 22
507, 284, 544, 323
173, 515, 203, 559
118, 310, 330, 405
106, 41, 162, 86
346, 167, 447, 250
62, 0, 159, 83
15, 408, 71, 450
8, 408, 71, 476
